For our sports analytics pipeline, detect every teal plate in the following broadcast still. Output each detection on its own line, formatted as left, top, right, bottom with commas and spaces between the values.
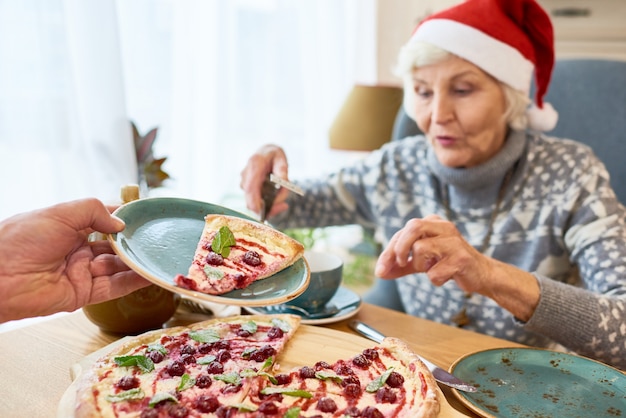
450, 347, 626, 418
108, 197, 309, 307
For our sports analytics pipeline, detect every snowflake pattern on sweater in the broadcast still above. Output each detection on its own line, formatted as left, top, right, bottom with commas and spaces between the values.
274, 131, 626, 370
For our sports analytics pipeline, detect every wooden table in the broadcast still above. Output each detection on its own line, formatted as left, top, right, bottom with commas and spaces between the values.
0, 303, 523, 417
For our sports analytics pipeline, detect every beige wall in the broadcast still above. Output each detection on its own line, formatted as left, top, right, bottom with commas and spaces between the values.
375, 0, 626, 85
375, 0, 458, 85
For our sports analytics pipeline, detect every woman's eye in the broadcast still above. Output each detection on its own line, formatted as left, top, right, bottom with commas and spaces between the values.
453, 87, 472, 95
414, 88, 432, 98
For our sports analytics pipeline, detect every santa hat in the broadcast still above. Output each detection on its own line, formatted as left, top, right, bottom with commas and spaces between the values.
408, 0, 558, 132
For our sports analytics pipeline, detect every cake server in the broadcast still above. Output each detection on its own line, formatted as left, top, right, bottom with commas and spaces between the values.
349, 320, 477, 392
260, 174, 304, 222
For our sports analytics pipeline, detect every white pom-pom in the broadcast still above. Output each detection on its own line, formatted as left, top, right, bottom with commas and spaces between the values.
526, 102, 559, 132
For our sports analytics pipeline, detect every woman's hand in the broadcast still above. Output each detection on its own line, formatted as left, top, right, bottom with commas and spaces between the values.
0, 198, 150, 322
375, 215, 540, 321
240, 144, 291, 218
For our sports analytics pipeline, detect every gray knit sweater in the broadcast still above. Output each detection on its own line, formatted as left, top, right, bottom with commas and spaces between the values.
274, 130, 626, 370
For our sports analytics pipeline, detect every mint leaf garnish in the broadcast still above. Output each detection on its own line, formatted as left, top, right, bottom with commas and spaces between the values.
241, 320, 257, 335
366, 367, 394, 393
106, 388, 144, 403
189, 329, 221, 343
315, 370, 343, 383
271, 318, 292, 332
177, 373, 195, 391
204, 265, 224, 280
148, 392, 178, 407
260, 356, 274, 371
260, 387, 312, 398
241, 347, 255, 358
197, 354, 217, 365
231, 403, 258, 412
214, 372, 242, 386
146, 343, 167, 355
114, 355, 155, 373
211, 226, 236, 257
284, 407, 301, 418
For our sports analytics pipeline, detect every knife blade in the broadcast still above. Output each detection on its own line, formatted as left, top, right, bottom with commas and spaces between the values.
260, 174, 304, 223
349, 320, 477, 392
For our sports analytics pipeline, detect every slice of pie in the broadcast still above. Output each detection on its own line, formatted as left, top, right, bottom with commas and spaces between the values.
175, 214, 305, 295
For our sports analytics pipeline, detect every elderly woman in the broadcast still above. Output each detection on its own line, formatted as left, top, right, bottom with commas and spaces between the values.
239, 0, 626, 370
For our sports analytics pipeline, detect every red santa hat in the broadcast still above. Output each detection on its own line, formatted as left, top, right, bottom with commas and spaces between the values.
408, 0, 558, 132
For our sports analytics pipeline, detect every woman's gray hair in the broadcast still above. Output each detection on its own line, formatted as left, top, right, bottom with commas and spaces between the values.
395, 41, 530, 131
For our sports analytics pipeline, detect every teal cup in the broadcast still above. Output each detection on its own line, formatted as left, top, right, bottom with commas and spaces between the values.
291, 250, 343, 313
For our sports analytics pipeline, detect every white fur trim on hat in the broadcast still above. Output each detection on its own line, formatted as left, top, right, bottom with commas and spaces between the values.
409, 19, 534, 95
526, 102, 558, 132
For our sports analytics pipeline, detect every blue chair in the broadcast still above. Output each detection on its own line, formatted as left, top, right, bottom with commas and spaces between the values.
363, 58, 626, 310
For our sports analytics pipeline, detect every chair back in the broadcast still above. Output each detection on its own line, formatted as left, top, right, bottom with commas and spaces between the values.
392, 58, 626, 204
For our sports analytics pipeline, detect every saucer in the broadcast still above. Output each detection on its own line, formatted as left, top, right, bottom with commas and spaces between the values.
244, 287, 362, 325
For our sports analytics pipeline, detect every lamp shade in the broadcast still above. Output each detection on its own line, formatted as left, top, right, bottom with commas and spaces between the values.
329, 84, 404, 151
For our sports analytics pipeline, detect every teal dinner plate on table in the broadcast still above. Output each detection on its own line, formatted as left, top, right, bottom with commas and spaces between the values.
450, 347, 626, 418
108, 197, 309, 307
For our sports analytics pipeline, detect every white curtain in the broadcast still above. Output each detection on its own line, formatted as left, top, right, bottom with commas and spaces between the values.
0, 0, 136, 220
0, 0, 376, 220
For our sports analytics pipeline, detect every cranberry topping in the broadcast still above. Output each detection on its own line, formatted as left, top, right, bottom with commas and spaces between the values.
213, 340, 230, 350
195, 374, 213, 388
316, 397, 338, 413
233, 272, 249, 289
236, 328, 252, 338
274, 373, 292, 385
164, 404, 189, 418
375, 387, 397, 403
146, 350, 165, 364
215, 406, 238, 418
195, 395, 220, 413
249, 345, 276, 362
343, 383, 362, 399
181, 344, 196, 355
386, 371, 405, 388
258, 401, 279, 414
299, 366, 316, 379
180, 353, 196, 365
352, 354, 371, 369
340, 375, 360, 387
267, 326, 284, 340
206, 361, 224, 374
215, 349, 231, 363
115, 375, 139, 390
344, 406, 361, 417
221, 384, 242, 395
140, 409, 159, 418
242, 250, 262, 266
314, 361, 331, 371
259, 392, 284, 403
167, 360, 186, 377
362, 406, 384, 418
198, 343, 212, 354
334, 362, 354, 376
362, 348, 379, 360
206, 252, 224, 266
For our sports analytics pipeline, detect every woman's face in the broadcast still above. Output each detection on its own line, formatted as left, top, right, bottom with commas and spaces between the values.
408, 55, 508, 168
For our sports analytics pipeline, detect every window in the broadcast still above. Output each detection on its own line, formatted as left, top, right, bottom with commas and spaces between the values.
0, 0, 375, 219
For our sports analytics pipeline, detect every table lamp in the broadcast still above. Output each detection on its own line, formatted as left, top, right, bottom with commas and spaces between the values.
329, 84, 404, 151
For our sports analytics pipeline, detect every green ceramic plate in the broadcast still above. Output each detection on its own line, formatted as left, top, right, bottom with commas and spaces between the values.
450, 347, 626, 418
108, 197, 309, 307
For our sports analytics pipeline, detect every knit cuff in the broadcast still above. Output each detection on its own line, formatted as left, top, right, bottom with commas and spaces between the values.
522, 274, 597, 346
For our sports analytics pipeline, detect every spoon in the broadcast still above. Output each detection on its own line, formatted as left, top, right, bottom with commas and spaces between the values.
267, 300, 359, 319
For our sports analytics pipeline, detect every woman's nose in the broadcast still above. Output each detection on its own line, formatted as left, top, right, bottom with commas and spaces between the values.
430, 94, 454, 124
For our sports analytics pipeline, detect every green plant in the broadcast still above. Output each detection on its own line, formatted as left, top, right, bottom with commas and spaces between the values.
283, 226, 377, 295
131, 121, 170, 189
283, 227, 327, 250
342, 253, 377, 291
